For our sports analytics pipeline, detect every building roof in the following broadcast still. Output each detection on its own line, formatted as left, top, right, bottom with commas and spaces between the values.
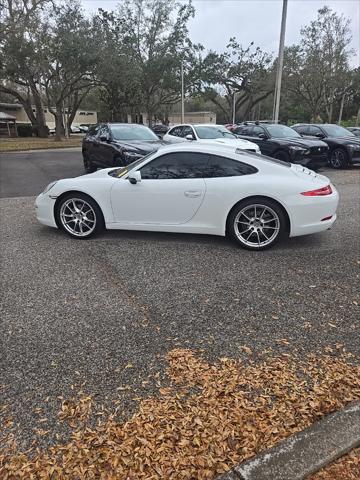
0, 102, 23, 110
0, 111, 17, 120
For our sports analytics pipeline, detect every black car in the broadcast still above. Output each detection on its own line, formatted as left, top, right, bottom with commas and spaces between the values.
233, 122, 329, 170
291, 124, 360, 169
82, 123, 165, 173
151, 124, 169, 138
347, 127, 360, 138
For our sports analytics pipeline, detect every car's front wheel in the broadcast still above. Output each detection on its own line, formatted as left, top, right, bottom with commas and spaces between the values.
228, 198, 288, 250
329, 148, 348, 169
55, 193, 104, 239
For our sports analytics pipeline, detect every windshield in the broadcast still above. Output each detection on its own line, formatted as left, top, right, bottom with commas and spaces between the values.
322, 125, 355, 138
108, 152, 155, 178
195, 126, 236, 139
266, 125, 301, 138
110, 125, 159, 141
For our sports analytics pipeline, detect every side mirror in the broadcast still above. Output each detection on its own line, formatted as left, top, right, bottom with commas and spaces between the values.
128, 170, 141, 185
185, 134, 195, 141
258, 133, 267, 139
315, 132, 325, 139
100, 134, 109, 142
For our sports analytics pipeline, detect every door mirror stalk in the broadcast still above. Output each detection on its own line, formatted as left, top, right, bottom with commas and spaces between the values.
128, 171, 142, 184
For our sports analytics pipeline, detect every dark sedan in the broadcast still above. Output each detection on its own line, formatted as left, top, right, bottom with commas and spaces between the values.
233, 123, 328, 170
291, 124, 360, 169
82, 123, 165, 173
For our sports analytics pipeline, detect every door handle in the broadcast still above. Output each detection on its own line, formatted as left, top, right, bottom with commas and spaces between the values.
184, 190, 202, 198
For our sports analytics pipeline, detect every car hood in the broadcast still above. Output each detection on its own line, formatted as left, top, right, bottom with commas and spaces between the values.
112, 139, 166, 154
273, 138, 327, 148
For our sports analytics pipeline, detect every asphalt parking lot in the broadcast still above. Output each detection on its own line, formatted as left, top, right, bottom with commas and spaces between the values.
0, 149, 359, 449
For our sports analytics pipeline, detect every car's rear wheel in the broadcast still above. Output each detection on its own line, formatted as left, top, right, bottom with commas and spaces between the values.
273, 150, 290, 162
83, 152, 96, 173
228, 198, 288, 250
55, 193, 104, 239
329, 148, 348, 169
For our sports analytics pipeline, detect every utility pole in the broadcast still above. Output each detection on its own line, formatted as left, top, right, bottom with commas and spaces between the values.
232, 92, 236, 124
273, 0, 288, 124
181, 60, 185, 123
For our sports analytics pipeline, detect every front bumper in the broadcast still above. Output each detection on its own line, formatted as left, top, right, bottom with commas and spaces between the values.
348, 146, 360, 163
292, 151, 328, 169
35, 194, 57, 228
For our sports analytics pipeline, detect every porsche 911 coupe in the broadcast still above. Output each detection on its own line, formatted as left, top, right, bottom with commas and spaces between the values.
36, 144, 339, 250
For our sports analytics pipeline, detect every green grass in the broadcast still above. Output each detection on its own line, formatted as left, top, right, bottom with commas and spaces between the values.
0, 136, 83, 152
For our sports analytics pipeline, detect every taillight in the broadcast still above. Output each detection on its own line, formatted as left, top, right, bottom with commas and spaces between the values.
301, 185, 332, 196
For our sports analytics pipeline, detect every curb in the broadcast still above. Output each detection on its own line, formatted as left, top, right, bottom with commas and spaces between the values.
217, 401, 360, 480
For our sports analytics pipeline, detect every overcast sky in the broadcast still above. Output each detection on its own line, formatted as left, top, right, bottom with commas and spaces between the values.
81, 0, 360, 65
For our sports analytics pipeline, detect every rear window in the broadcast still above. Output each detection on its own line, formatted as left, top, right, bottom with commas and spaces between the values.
237, 151, 291, 168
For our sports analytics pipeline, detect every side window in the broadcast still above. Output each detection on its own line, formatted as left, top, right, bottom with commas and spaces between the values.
140, 152, 209, 179
234, 126, 246, 135
87, 125, 100, 137
205, 155, 258, 178
169, 126, 183, 137
294, 125, 308, 135
308, 126, 322, 136
181, 126, 195, 138
97, 125, 109, 139
252, 126, 265, 137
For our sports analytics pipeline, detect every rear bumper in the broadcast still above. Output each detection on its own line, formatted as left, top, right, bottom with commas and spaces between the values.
35, 194, 57, 228
288, 186, 339, 237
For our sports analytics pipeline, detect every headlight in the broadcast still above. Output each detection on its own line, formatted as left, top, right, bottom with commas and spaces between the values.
42, 181, 57, 194
123, 150, 141, 158
289, 146, 307, 151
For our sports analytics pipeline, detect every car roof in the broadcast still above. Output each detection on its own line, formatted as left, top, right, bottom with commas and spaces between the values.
170, 123, 226, 128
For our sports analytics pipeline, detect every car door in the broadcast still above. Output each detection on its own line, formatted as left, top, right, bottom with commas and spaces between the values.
110, 151, 208, 225
251, 125, 272, 155
97, 125, 115, 167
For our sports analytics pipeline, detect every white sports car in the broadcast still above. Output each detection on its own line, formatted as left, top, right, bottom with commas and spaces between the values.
36, 143, 339, 250
163, 124, 261, 153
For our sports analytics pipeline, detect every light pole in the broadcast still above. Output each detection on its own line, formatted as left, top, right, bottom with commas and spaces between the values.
181, 60, 185, 123
232, 92, 236, 124
273, 0, 288, 123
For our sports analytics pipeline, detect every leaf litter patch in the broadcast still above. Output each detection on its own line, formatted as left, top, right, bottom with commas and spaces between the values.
1, 347, 359, 479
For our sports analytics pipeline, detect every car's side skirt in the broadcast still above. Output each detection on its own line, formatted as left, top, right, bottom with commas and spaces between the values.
105, 222, 225, 236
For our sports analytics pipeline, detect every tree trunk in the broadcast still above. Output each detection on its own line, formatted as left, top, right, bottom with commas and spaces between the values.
53, 104, 65, 141
29, 81, 48, 138
338, 93, 345, 124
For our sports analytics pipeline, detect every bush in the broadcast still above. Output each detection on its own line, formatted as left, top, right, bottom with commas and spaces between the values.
17, 124, 34, 137
16, 124, 50, 137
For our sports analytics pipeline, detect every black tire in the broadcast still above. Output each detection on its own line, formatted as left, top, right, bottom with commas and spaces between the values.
83, 152, 96, 173
329, 148, 348, 169
227, 197, 288, 251
55, 193, 104, 239
273, 150, 290, 162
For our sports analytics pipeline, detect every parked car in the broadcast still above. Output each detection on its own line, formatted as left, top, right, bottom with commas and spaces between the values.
224, 123, 238, 132
291, 124, 360, 169
151, 124, 169, 138
36, 143, 338, 251
82, 123, 165, 173
163, 124, 261, 153
347, 127, 360, 138
233, 122, 329, 170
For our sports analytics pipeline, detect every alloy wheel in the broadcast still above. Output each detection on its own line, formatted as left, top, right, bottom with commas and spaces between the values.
59, 198, 96, 237
234, 204, 280, 248
330, 149, 346, 169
